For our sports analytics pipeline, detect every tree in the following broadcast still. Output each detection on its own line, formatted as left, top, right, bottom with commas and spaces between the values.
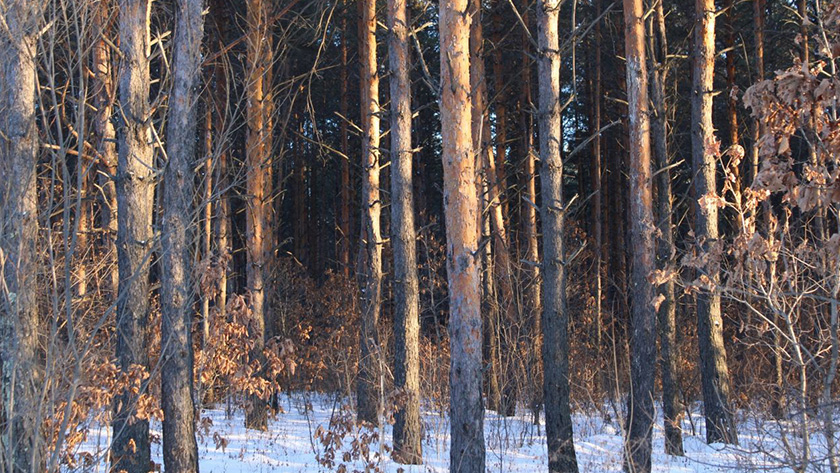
0, 1, 43, 471
439, 0, 485, 470
356, 0, 383, 425
111, 0, 155, 469
160, 0, 204, 468
648, 0, 683, 457
692, 0, 738, 446
622, 0, 656, 470
536, 0, 579, 471
388, 0, 421, 462
244, 0, 272, 431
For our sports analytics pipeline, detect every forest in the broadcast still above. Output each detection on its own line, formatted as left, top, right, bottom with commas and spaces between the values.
0, 0, 838, 471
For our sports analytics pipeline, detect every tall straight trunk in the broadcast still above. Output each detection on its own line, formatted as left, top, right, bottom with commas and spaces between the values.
440, 1, 485, 471
160, 0, 204, 469
471, 0, 506, 416
536, 1, 579, 471
0, 2, 42, 471
491, 3, 509, 223
592, 0, 604, 364
75, 173, 92, 298
751, 0, 765, 183
339, 9, 351, 278
357, 0, 383, 425
112, 0, 154, 469
725, 0, 738, 148
201, 89, 213, 348
622, 0, 656, 471
211, 0, 230, 320
245, 0, 271, 431
693, 0, 738, 446
388, 0, 421, 462
92, 0, 119, 296
649, 0, 683, 457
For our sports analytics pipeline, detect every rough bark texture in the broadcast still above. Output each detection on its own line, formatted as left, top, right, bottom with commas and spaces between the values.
356, 0, 383, 425
536, 1, 579, 471
93, 0, 120, 296
211, 0, 230, 320
388, 0, 422, 463
692, 0, 738, 446
592, 0, 603, 358
112, 0, 154, 469
160, 0, 204, 469
623, 0, 656, 471
339, 11, 351, 278
471, 0, 503, 415
440, 1, 486, 471
245, 0, 271, 431
649, 0, 683, 457
0, 2, 42, 471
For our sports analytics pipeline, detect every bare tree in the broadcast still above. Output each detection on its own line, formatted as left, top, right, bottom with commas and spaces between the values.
439, 0, 485, 470
111, 0, 155, 469
388, 0, 421, 462
0, 1, 43, 471
692, 0, 738, 445
244, 0, 272, 431
160, 0, 204, 468
356, 0, 383, 425
648, 0, 683, 457
536, 0, 579, 471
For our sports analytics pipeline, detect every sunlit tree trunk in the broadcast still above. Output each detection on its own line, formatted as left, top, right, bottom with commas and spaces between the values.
440, 0, 485, 470
388, 0, 421, 462
536, 0, 579, 471
0, 2, 42, 471
649, 0, 683, 457
160, 0, 204, 468
339, 8, 352, 278
112, 0, 154, 469
693, 0, 738, 446
244, 0, 271, 430
356, 0, 383, 425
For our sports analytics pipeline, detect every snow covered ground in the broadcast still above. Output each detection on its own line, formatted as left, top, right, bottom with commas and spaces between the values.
73, 393, 830, 472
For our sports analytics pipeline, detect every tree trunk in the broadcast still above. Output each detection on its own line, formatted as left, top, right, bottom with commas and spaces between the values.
92, 0, 119, 296
211, 0, 230, 321
388, 0, 421, 461
649, 0, 683, 457
112, 0, 154, 469
245, 0, 271, 431
592, 0, 604, 372
693, 0, 738, 446
440, 1, 486, 471
160, 0, 204, 469
356, 0, 383, 425
339, 9, 352, 278
0, 2, 42, 471
725, 0, 738, 149
623, 0, 657, 471
536, 1, 579, 471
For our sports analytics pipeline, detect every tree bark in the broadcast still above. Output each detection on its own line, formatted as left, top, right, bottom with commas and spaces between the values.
112, 0, 154, 469
245, 0, 271, 431
339, 8, 352, 278
356, 0, 383, 425
0, 2, 42, 471
388, 0, 421, 462
692, 0, 738, 446
536, 1, 579, 471
160, 0, 204, 469
440, 1, 486, 471
592, 0, 604, 362
92, 0, 120, 297
623, 0, 656, 471
649, 0, 683, 457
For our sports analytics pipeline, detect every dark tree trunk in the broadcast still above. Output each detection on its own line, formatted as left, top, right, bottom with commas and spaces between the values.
112, 0, 154, 469
693, 0, 738, 446
649, 0, 683, 457
160, 0, 204, 469
388, 0, 422, 462
536, 1, 579, 471
0, 2, 42, 471
623, 0, 657, 471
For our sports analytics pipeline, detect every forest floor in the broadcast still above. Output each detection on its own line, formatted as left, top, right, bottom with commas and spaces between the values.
75, 393, 829, 472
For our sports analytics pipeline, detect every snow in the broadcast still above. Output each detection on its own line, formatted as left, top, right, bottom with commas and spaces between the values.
72, 394, 825, 472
